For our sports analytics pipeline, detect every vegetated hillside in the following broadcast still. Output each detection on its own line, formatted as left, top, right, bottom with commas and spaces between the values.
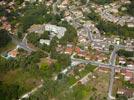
0, 29, 11, 48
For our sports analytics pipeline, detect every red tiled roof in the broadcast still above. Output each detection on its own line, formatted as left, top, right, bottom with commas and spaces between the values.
65, 47, 73, 54
125, 71, 133, 78
75, 47, 81, 54
130, 79, 134, 84
8, 49, 18, 57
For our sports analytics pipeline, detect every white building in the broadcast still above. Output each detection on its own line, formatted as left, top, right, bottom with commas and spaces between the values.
39, 39, 50, 45
45, 24, 66, 39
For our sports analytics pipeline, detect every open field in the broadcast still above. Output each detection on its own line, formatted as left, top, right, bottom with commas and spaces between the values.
56, 68, 110, 100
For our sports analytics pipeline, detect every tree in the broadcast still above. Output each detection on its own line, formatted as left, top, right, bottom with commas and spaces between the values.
117, 49, 134, 57
14, 0, 24, 5
40, 44, 50, 52
40, 31, 50, 39
27, 33, 39, 45
59, 21, 78, 45
50, 36, 58, 58
57, 54, 71, 68
109, 45, 114, 51
0, 29, 12, 48
0, 6, 8, 17
18, 4, 48, 33
0, 81, 26, 100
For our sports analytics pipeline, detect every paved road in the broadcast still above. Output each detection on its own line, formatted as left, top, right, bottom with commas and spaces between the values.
72, 58, 110, 67
109, 46, 118, 65
84, 25, 132, 100
84, 25, 94, 42
84, 25, 134, 51
70, 72, 92, 89
108, 46, 118, 100
17, 43, 33, 52
108, 67, 116, 100
10, 33, 34, 52
18, 33, 34, 52
52, 0, 61, 15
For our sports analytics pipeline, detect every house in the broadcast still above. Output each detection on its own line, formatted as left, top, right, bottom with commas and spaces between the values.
124, 89, 134, 98
61, 0, 69, 5
115, 68, 121, 73
2, 21, 11, 31
117, 88, 134, 98
127, 23, 134, 28
78, 51, 86, 57
85, 55, 91, 60
79, 36, 87, 43
119, 60, 126, 65
119, 57, 126, 65
8, 49, 18, 58
124, 70, 133, 81
115, 74, 120, 79
65, 47, 73, 55
130, 78, 134, 84
45, 24, 66, 39
127, 64, 134, 69
98, 67, 110, 73
117, 88, 125, 95
75, 47, 81, 54
121, 69, 126, 75
80, 75, 89, 85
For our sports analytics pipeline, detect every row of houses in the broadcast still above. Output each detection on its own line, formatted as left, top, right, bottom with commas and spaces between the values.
97, 66, 134, 98
64, 44, 108, 63
117, 88, 134, 98
93, 0, 134, 27
115, 68, 134, 98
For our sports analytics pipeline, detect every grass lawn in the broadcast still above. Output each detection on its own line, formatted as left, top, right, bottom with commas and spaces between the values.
66, 64, 97, 86
79, 65, 97, 78
38, 57, 56, 67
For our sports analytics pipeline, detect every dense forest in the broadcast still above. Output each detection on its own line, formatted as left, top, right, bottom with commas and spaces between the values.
0, 29, 12, 48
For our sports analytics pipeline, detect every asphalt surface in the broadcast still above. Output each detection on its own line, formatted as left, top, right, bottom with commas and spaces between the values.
11, 33, 34, 52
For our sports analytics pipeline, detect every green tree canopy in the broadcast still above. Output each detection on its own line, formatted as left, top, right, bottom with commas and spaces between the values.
0, 29, 12, 48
